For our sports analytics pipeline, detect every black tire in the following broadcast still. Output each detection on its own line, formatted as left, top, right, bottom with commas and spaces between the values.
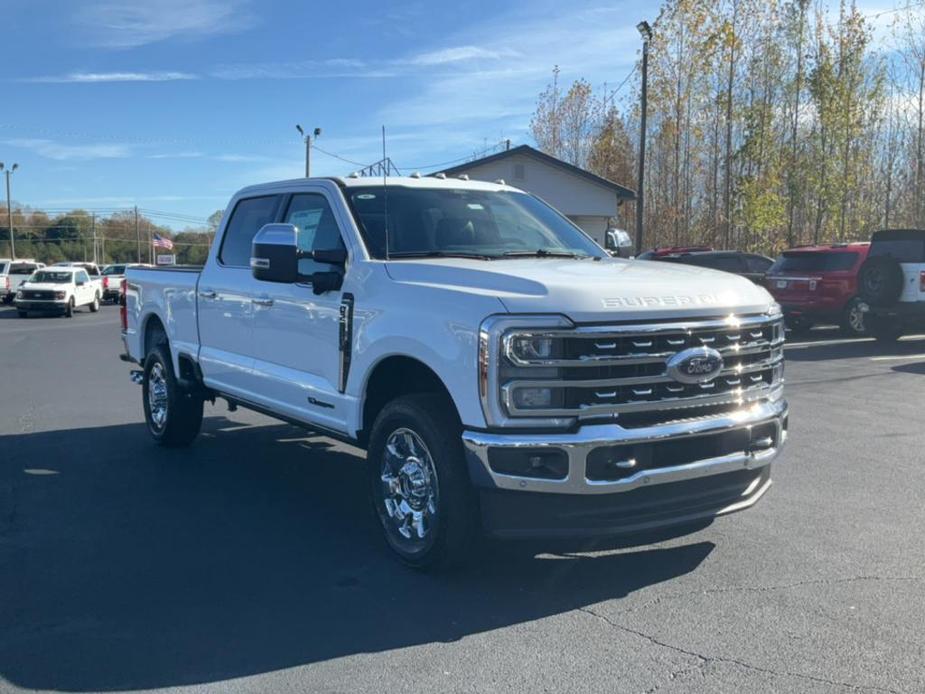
867, 314, 903, 343
840, 297, 868, 336
858, 256, 904, 308
89, 293, 100, 312
17, 310, 27, 318
64, 297, 74, 318
142, 342, 204, 447
368, 393, 477, 570
785, 316, 813, 336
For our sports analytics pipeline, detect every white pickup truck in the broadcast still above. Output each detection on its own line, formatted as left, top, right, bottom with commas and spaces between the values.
121, 175, 788, 568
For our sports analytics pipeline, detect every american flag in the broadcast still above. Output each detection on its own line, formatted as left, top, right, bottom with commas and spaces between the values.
152, 232, 174, 250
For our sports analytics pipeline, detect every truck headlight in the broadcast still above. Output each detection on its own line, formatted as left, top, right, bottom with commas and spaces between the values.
508, 335, 558, 362
15, 290, 23, 299
55, 291, 66, 300
479, 314, 574, 428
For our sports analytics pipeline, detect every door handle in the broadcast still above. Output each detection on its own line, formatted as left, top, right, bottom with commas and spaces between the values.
252, 297, 274, 307
199, 288, 217, 299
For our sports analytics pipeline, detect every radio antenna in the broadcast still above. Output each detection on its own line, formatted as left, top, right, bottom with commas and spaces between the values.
382, 125, 390, 260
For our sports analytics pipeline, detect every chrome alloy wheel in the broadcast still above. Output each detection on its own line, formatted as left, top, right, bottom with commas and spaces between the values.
848, 303, 866, 333
147, 362, 169, 430
380, 428, 439, 543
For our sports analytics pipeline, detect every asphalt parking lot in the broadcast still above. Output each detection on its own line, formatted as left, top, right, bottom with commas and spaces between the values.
1, 304, 924, 694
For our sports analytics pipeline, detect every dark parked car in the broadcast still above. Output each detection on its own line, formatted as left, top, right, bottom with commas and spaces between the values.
650, 250, 774, 284
765, 242, 870, 336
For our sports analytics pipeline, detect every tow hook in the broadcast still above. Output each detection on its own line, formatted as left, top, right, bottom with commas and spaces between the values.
130, 370, 144, 385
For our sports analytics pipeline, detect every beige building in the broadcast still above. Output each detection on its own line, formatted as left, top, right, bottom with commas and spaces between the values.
435, 145, 635, 247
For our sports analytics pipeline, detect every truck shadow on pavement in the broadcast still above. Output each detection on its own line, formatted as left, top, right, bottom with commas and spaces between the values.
0, 417, 714, 692
785, 334, 925, 362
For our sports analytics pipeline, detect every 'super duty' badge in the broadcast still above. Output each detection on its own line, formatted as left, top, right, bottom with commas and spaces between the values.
666, 347, 724, 384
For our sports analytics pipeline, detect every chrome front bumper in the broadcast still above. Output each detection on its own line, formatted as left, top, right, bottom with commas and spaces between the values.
462, 398, 788, 496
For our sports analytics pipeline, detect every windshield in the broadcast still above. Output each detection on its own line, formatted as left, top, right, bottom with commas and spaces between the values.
347, 186, 604, 260
31, 271, 73, 284
769, 252, 859, 273
102, 265, 126, 275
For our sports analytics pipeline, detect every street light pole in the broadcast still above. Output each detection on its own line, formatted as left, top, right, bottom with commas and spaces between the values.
296, 124, 322, 177
635, 21, 652, 255
0, 163, 17, 260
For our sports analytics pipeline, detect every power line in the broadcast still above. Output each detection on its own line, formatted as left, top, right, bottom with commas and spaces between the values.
404, 140, 510, 171
309, 144, 370, 168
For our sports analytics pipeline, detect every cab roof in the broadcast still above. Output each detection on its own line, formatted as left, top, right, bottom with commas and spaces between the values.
236, 175, 521, 198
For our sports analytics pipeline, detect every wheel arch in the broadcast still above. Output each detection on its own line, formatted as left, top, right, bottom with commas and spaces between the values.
358, 355, 459, 447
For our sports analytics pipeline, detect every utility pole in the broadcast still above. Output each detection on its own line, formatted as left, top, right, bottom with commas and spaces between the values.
91, 213, 97, 264
0, 163, 18, 260
635, 22, 652, 255
134, 206, 141, 263
296, 124, 322, 177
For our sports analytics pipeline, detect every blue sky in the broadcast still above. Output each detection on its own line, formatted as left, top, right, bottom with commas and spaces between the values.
1, 0, 904, 227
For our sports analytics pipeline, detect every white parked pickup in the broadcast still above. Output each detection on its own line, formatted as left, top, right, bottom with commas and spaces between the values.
121, 176, 789, 568
17, 266, 102, 317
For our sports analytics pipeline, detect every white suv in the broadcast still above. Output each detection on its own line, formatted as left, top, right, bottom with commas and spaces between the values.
15, 267, 102, 317
858, 229, 925, 341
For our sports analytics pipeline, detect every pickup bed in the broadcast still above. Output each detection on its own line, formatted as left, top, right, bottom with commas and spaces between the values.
122, 175, 789, 568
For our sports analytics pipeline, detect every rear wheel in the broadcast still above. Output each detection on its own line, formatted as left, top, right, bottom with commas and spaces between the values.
841, 297, 867, 336
368, 393, 477, 570
142, 342, 204, 446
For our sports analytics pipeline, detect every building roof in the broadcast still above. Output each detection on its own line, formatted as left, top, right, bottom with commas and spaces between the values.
434, 144, 636, 199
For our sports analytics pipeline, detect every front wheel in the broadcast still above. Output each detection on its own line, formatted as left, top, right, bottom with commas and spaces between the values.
142, 343, 204, 446
89, 294, 100, 312
368, 394, 477, 570
17, 310, 27, 318
841, 298, 867, 336
64, 297, 75, 318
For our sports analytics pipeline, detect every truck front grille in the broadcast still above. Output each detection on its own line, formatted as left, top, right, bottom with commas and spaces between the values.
22, 290, 56, 300
501, 314, 784, 419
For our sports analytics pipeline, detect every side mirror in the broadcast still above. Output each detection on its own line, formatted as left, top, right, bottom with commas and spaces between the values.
251, 223, 300, 283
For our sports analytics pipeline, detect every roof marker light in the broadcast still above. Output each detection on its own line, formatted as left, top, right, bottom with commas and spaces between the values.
411, 171, 422, 178
435, 172, 447, 179
457, 174, 469, 181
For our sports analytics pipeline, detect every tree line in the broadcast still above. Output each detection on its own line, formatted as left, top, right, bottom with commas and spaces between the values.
531, 0, 925, 253
0, 207, 222, 266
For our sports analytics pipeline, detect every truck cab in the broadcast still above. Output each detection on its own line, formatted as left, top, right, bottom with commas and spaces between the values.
122, 176, 788, 569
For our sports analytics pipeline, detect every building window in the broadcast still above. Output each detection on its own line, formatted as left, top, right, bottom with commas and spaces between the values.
513, 163, 525, 180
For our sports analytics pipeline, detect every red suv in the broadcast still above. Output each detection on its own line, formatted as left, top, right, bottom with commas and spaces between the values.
765, 243, 871, 335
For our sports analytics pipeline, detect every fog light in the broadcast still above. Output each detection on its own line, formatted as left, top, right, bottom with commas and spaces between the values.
488, 447, 568, 479
513, 387, 553, 409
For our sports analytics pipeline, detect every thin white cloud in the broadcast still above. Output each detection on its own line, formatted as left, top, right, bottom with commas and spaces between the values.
25, 71, 199, 83
3, 138, 132, 160
402, 45, 520, 66
77, 0, 256, 48
147, 151, 205, 159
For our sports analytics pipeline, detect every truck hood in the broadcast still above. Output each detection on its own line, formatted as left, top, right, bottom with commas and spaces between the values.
385, 257, 775, 322
19, 282, 69, 292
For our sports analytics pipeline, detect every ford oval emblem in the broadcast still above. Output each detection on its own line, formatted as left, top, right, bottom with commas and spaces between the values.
666, 347, 724, 384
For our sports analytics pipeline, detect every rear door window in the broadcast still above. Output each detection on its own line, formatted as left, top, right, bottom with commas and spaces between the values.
769, 252, 858, 273
686, 255, 745, 272
869, 239, 925, 263
744, 255, 773, 273
219, 195, 284, 267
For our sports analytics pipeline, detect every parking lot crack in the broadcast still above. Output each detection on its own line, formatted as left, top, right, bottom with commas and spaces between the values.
613, 575, 922, 617
578, 605, 904, 694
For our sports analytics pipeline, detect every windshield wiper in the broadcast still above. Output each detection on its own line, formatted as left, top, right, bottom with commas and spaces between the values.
387, 251, 494, 260
501, 249, 591, 259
